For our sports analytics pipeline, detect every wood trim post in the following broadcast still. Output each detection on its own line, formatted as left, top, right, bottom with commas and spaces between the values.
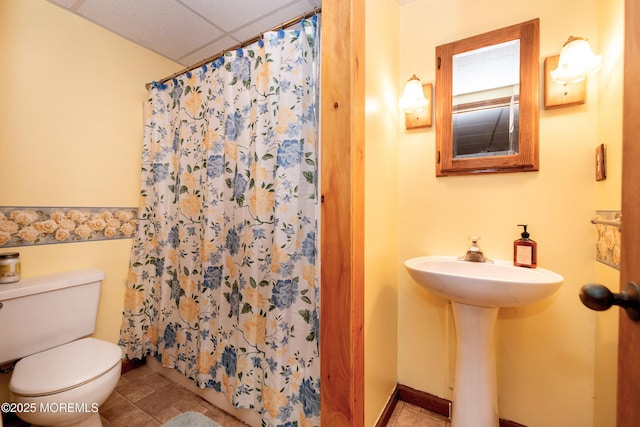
320, 0, 365, 425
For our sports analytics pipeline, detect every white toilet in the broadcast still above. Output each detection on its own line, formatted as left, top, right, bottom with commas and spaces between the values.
0, 269, 122, 427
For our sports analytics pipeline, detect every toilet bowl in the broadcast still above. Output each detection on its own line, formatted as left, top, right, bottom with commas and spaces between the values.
10, 338, 122, 427
0, 269, 122, 427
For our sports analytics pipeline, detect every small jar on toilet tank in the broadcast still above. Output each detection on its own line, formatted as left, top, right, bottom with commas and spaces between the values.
0, 252, 21, 283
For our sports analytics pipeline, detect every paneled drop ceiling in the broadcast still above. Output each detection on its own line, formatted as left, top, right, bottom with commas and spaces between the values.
47, 0, 322, 67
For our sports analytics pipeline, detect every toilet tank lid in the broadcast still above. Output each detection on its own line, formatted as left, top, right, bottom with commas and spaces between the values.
0, 268, 105, 300
9, 337, 122, 396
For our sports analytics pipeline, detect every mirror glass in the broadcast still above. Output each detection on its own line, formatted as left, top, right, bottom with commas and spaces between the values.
436, 19, 539, 176
452, 40, 520, 158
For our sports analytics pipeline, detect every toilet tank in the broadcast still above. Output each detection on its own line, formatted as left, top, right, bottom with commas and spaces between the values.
0, 269, 105, 365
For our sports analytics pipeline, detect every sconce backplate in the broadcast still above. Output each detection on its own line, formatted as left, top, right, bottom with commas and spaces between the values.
405, 83, 433, 129
544, 55, 587, 109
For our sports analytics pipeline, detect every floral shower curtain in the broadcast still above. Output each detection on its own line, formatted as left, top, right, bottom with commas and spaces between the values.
119, 18, 320, 427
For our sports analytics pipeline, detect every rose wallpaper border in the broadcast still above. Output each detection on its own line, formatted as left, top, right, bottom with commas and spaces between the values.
594, 210, 621, 270
0, 206, 138, 248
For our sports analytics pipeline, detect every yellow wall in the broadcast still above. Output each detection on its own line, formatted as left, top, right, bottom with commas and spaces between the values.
1, 1, 624, 425
0, 0, 181, 344
364, 1, 400, 425
396, 0, 622, 426
593, 0, 624, 424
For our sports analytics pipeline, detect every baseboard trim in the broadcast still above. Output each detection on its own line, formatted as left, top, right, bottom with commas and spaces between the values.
375, 386, 400, 427
121, 357, 145, 375
396, 384, 451, 417
375, 384, 449, 427
500, 418, 527, 427
376, 384, 527, 427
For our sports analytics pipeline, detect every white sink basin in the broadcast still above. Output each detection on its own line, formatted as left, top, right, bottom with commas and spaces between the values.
405, 255, 564, 426
405, 255, 564, 307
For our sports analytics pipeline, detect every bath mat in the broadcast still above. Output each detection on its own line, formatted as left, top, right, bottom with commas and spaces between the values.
162, 411, 221, 427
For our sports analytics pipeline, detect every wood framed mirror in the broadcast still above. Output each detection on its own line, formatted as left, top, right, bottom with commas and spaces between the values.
435, 19, 540, 176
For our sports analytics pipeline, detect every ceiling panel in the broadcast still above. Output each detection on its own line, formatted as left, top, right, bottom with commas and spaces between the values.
230, 1, 316, 43
182, 0, 296, 32
76, 0, 224, 60
46, 0, 321, 66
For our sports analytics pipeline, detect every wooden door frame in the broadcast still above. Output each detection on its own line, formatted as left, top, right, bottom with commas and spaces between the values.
618, 0, 640, 424
320, 0, 366, 425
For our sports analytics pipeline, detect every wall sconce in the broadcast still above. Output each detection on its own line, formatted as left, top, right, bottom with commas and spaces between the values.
544, 36, 601, 109
551, 36, 601, 84
399, 75, 432, 129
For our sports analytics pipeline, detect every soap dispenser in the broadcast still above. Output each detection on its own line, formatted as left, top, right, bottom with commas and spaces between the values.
514, 224, 537, 268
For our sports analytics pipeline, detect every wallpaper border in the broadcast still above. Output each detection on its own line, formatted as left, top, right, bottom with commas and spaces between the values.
594, 210, 621, 270
0, 206, 138, 248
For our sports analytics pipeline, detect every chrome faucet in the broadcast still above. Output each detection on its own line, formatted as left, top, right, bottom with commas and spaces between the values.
461, 235, 490, 263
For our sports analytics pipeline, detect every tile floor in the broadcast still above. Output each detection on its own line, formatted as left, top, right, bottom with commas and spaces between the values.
2, 363, 247, 427
2, 363, 449, 426
387, 401, 451, 427
99, 364, 249, 426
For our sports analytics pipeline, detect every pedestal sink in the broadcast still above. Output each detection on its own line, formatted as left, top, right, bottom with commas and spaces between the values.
404, 256, 564, 427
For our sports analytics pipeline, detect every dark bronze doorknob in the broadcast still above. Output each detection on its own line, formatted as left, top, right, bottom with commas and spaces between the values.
580, 281, 640, 321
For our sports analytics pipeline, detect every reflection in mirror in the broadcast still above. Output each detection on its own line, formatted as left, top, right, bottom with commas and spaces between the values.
453, 40, 520, 158
435, 19, 539, 176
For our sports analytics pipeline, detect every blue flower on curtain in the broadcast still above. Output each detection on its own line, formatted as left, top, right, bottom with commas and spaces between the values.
232, 174, 248, 201
222, 346, 237, 377
299, 378, 321, 418
206, 155, 225, 178
270, 279, 299, 309
163, 324, 177, 347
225, 228, 240, 254
231, 56, 251, 83
225, 111, 245, 141
277, 139, 303, 168
302, 232, 316, 263
152, 163, 169, 182
170, 84, 182, 102
119, 17, 320, 427
204, 266, 222, 290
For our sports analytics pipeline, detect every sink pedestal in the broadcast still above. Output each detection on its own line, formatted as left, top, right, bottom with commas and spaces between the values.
404, 256, 564, 426
451, 302, 499, 427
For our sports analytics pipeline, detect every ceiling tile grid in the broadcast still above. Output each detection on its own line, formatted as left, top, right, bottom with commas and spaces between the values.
47, 0, 322, 66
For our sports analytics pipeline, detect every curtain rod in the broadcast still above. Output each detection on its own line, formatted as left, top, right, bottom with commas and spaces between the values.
145, 6, 321, 90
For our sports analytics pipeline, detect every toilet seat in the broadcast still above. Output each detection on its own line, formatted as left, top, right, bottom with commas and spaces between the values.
9, 337, 122, 397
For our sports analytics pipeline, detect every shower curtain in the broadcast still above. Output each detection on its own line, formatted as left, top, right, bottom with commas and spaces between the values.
119, 17, 320, 427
